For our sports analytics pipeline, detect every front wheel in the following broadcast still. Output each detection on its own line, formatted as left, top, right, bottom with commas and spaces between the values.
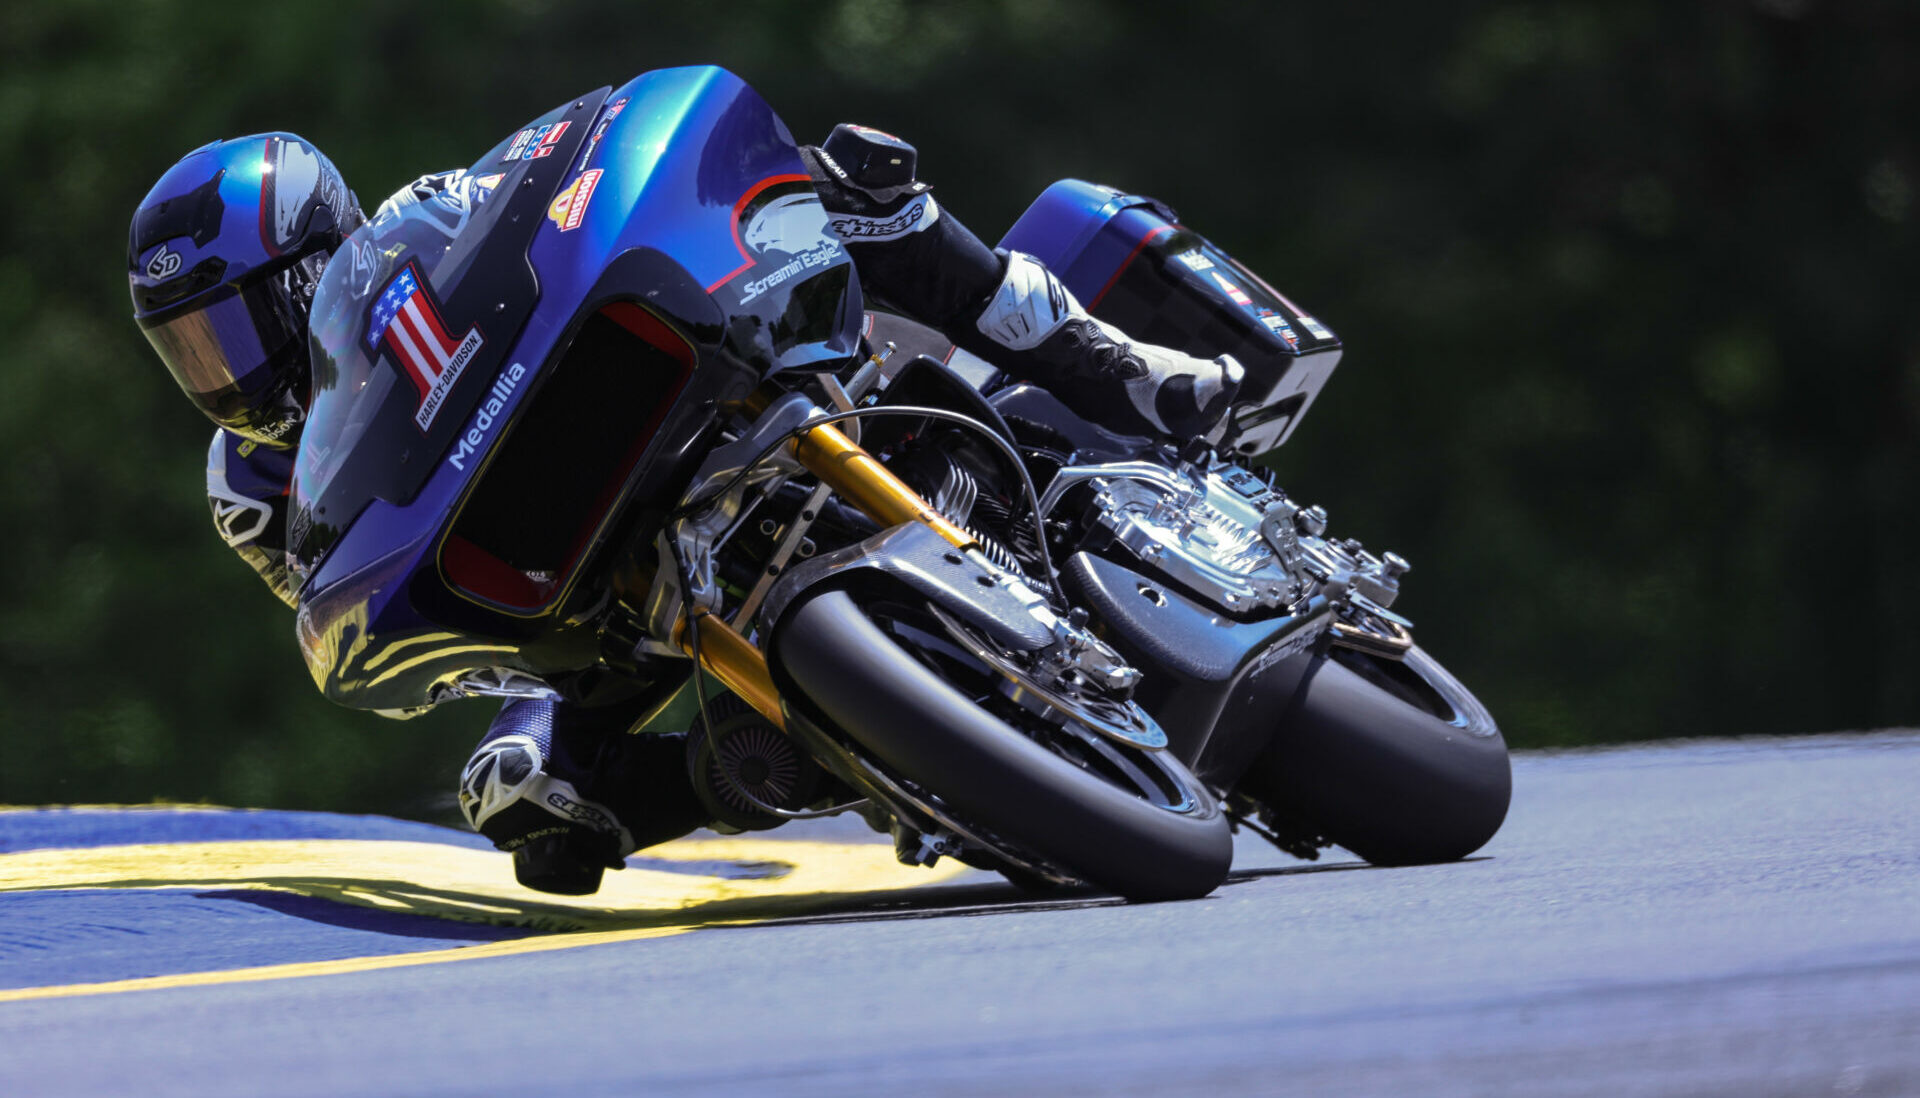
1236, 645, 1512, 866
772, 589, 1234, 901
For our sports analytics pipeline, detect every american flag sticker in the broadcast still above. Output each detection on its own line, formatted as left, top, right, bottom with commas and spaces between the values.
366, 262, 484, 431
502, 121, 569, 163
528, 121, 569, 158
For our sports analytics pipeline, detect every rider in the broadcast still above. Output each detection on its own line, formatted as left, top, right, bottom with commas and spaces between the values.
128, 121, 1243, 896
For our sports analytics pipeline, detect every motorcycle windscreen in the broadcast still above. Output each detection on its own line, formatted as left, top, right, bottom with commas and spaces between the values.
291, 93, 604, 569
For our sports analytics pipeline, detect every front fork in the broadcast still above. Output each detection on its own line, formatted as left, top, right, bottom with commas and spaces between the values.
670, 419, 981, 730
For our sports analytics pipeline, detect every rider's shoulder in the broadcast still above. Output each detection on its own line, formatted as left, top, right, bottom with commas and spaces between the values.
207, 428, 294, 495
369, 169, 463, 221
363, 168, 510, 242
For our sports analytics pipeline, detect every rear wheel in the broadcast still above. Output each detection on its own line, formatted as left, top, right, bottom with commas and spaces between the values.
1236, 645, 1511, 866
773, 589, 1233, 901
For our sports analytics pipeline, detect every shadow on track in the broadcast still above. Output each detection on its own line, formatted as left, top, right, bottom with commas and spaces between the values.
729, 855, 1473, 930
56, 854, 1488, 937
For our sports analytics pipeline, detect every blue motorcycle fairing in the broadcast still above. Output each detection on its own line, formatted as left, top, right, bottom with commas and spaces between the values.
291, 66, 861, 711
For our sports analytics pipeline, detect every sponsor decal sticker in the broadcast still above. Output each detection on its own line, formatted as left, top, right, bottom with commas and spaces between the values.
366, 261, 485, 432
1259, 310, 1300, 349
1299, 315, 1335, 341
745, 193, 834, 254
738, 244, 844, 304
145, 242, 182, 279
706, 176, 851, 296
448, 362, 527, 471
546, 169, 603, 232
1178, 251, 1215, 273
503, 121, 570, 163
1211, 271, 1254, 308
737, 193, 844, 304
575, 97, 628, 171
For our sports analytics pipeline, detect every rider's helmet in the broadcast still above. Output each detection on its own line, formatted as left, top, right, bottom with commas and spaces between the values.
129, 134, 364, 448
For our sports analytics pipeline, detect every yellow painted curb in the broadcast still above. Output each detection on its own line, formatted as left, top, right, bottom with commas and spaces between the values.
0, 836, 970, 1002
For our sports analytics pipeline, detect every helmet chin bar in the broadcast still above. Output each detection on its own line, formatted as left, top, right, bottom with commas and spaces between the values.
222, 369, 309, 449
287, 250, 332, 309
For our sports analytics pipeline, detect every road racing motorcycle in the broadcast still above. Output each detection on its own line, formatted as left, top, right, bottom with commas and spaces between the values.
292, 66, 1511, 901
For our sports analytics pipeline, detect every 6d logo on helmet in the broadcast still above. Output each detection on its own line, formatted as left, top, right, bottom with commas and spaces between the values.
146, 242, 182, 280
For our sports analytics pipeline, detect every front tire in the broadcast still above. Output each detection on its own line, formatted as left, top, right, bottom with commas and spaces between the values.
773, 589, 1234, 901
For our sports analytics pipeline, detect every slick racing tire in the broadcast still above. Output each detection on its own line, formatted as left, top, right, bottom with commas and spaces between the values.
1237, 645, 1511, 866
773, 589, 1233, 902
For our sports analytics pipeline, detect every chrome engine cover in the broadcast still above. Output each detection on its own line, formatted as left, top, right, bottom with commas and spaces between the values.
1055, 456, 1410, 622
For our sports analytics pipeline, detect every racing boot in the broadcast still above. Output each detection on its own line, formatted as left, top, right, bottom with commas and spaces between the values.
458, 698, 708, 895
964, 251, 1245, 442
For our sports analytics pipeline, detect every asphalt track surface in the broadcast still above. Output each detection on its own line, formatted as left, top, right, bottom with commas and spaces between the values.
3, 731, 1917, 1097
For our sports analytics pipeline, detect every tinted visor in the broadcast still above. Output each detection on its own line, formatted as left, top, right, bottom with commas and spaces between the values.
141, 275, 305, 429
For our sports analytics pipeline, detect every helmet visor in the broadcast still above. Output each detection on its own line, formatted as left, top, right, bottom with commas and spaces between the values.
141, 276, 305, 428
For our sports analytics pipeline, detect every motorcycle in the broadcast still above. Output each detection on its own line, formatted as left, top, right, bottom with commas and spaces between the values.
291, 66, 1510, 902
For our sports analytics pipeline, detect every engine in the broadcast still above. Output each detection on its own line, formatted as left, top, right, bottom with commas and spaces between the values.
1046, 455, 1412, 624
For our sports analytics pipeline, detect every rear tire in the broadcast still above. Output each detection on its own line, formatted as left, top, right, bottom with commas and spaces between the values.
1237, 645, 1511, 866
773, 589, 1234, 901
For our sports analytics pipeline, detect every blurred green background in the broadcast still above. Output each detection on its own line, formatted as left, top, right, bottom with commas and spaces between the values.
3, 0, 1915, 820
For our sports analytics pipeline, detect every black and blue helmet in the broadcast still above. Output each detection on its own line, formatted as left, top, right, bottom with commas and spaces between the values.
129, 134, 363, 448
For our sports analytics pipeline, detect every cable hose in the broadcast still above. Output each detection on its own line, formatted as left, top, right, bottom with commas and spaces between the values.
969, 491, 1039, 560
668, 403, 1063, 603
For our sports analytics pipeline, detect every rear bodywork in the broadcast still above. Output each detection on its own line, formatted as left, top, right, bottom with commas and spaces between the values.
999, 181, 1344, 458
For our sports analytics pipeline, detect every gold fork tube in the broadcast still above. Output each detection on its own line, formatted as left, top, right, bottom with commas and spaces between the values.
673, 610, 786, 730
789, 422, 977, 550
672, 415, 971, 730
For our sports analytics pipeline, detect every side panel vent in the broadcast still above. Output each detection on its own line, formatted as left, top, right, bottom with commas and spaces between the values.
445, 301, 692, 610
